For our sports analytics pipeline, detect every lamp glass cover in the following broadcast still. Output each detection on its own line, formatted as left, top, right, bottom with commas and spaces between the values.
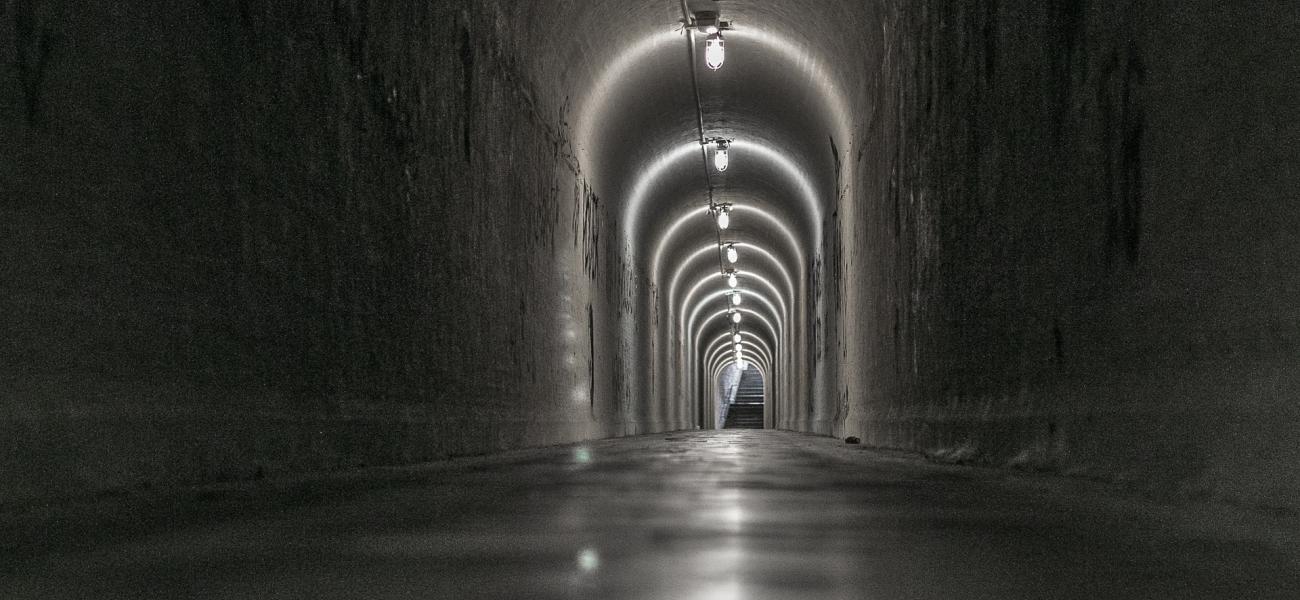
713, 146, 729, 172
705, 33, 725, 70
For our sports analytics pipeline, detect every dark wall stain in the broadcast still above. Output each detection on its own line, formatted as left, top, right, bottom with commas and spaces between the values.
828, 134, 841, 181
580, 182, 601, 281
588, 303, 596, 417
1052, 321, 1064, 362
459, 23, 474, 163
1119, 46, 1144, 264
1100, 45, 1145, 266
1049, 0, 1088, 112
13, 0, 56, 125
982, 0, 998, 87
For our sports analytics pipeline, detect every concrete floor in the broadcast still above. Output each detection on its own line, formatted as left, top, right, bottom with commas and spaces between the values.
3, 430, 1297, 599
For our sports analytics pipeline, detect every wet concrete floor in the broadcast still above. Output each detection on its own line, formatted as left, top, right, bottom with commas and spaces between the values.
2, 430, 1298, 598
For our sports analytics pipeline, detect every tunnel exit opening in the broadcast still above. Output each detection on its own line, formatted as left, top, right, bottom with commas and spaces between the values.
720, 364, 764, 429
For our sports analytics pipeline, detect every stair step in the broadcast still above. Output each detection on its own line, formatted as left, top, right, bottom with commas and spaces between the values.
723, 399, 764, 428
724, 366, 765, 428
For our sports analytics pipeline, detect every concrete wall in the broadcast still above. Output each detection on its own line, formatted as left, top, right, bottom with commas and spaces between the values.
0, 0, 643, 503
828, 0, 1300, 510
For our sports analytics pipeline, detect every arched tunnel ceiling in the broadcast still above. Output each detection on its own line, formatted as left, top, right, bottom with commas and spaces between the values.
669, 242, 796, 307
564, 0, 861, 295
656, 204, 803, 289
636, 143, 821, 274
707, 333, 773, 370
512, 0, 876, 405
695, 306, 779, 363
685, 280, 787, 341
709, 342, 771, 381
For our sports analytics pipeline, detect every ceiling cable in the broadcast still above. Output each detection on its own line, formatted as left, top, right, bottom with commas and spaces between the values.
679, 5, 728, 277
680, 2, 745, 358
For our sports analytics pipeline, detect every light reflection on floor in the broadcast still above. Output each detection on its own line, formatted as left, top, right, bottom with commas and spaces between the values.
3, 430, 1297, 599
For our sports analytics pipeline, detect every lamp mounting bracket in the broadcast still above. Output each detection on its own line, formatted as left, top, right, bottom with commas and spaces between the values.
686, 11, 732, 31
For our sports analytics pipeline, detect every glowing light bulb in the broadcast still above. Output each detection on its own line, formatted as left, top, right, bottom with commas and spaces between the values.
705, 32, 725, 70
713, 142, 729, 172
716, 207, 730, 229
726, 273, 738, 288
725, 244, 738, 264
734, 343, 743, 352
733, 333, 742, 343
731, 292, 742, 306
705, 25, 719, 35
731, 311, 742, 324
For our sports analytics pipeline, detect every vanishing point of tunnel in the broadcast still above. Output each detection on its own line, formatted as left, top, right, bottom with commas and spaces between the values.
2, 1, 1298, 598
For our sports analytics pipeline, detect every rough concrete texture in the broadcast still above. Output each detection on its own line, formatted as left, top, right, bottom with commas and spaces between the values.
0, 1, 633, 502
1, 0, 1298, 518
822, 0, 1300, 512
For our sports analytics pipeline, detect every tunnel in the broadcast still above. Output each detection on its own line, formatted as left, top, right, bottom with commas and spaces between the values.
3, 1, 1299, 597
